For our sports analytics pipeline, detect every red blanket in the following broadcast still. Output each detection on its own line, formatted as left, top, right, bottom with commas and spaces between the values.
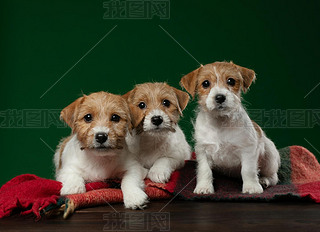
1, 146, 320, 219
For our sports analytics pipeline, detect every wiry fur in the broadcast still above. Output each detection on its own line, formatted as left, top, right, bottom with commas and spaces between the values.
180, 62, 280, 194
54, 92, 148, 209
123, 83, 191, 183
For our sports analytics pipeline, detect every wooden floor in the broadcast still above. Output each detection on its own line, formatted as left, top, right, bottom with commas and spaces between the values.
1, 200, 320, 231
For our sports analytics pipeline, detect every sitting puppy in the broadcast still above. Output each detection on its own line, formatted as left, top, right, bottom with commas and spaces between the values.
54, 91, 148, 209
123, 82, 191, 183
180, 62, 280, 194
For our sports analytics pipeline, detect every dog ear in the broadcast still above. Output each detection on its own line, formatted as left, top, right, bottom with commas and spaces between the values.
126, 107, 133, 135
60, 96, 84, 128
172, 87, 189, 115
122, 89, 135, 102
122, 89, 144, 129
128, 104, 144, 129
236, 64, 256, 93
180, 66, 202, 98
121, 98, 133, 135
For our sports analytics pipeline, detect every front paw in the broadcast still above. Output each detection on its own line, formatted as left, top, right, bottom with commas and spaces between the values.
124, 189, 148, 210
60, 183, 86, 195
194, 183, 214, 194
148, 166, 171, 183
242, 182, 263, 194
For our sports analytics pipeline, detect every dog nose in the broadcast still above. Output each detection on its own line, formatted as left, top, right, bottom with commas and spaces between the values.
215, 94, 226, 104
95, 133, 108, 144
151, 116, 163, 126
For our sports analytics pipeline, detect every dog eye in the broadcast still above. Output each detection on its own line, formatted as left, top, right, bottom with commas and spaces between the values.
202, 80, 210, 88
84, 114, 93, 123
138, 102, 146, 109
227, 78, 236, 86
111, 114, 120, 122
162, 99, 171, 107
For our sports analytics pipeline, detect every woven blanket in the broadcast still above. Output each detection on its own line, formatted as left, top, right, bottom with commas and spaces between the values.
1, 146, 319, 219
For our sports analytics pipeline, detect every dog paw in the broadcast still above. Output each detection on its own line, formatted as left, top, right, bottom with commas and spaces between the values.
124, 189, 148, 210
60, 183, 86, 195
194, 184, 214, 194
259, 177, 271, 188
242, 182, 263, 194
148, 166, 171, 183
260, 174, 278, 188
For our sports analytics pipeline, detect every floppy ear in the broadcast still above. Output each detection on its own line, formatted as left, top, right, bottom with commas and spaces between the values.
180, 66, 202, 98
60, 96, 84, 128
122, 90, 144, 129
124, 104, 133, 135
128, 104, 145, 129
172, 87, 189, 115
122, 89, 135, 102
235, 65, 256, 93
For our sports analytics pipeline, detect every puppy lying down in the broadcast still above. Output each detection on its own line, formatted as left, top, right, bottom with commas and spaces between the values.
54, 92, 148, 209
123, 82, 191, 183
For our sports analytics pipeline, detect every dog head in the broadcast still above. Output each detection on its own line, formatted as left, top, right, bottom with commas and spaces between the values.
60, 91, 131, 155
123, 82, 189, 135
180, 62, 255, 115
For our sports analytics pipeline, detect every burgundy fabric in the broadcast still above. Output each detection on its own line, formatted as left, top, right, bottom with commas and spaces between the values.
1, 146, 319, 219
0, 174, 61, 219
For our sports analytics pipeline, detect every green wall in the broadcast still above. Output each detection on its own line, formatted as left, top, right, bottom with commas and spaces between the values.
1, 0, 319, 185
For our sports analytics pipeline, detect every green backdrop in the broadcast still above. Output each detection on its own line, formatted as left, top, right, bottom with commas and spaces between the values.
1, 0, 319, 185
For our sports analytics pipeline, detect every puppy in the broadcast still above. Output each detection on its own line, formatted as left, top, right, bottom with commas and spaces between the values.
180, 62, 280, 194
54, 91, 148, 209
123, 82, 191, 183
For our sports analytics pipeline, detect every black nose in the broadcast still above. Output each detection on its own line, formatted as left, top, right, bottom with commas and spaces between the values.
215, 94, 226, 104
151, 116, 163, 126
95, 133, 108, 144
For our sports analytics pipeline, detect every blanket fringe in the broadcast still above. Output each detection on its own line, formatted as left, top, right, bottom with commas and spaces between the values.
63, 199, 75, 219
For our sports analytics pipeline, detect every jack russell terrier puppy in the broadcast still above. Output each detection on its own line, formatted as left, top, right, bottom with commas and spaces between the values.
180, 62, 280, 194
54, 91, 148, 209
123, 82, 191, 183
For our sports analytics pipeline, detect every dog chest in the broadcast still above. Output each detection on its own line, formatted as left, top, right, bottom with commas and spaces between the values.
81, 156, 124, 182
209, 143, 242, 169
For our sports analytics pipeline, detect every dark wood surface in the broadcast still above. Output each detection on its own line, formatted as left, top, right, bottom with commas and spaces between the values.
1, 200, 320, 232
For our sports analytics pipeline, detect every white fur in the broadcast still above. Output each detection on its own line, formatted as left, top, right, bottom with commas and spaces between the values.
143, 109, 172, 132
126, 110, 191, 183
54, 133, 148, 209
206, 87, 241, 113
213, 66, 220, 81
194, 86, 280, 194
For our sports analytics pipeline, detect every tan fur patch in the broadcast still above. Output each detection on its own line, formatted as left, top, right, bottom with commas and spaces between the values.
58, 136, 72, 169
180, 66, 202, 98
251, 120, 262, 138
